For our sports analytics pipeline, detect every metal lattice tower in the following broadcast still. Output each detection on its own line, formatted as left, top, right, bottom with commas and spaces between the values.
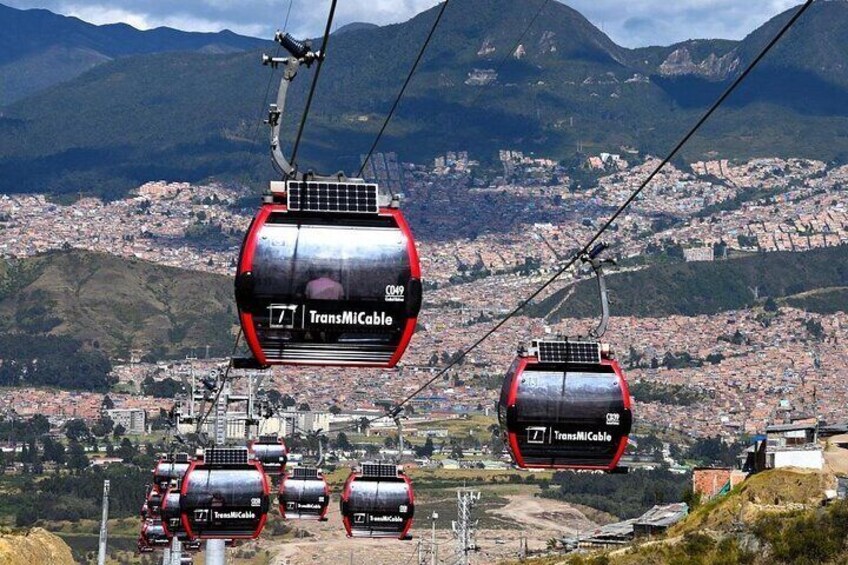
451, 490, 480, 565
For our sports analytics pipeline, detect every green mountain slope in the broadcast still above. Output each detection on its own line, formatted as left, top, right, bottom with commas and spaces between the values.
531, 244, 848, 320
0, 250, 236, 360
1, 0, 847, 199
0, 2, 267, 105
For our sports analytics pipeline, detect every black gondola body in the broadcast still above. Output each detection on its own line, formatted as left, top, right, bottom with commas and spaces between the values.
137, 537, 155, 554
235, 181, 422, 367
340, 463, 414, 539
498, 339, 633, 471
140, 519, 170, 547
279, 466, 331, 520
180, 448, 270, 540
153, 453, 191, 491
161, 488, 192, 541
249, 435, 288, 478
145, 487, 163, 520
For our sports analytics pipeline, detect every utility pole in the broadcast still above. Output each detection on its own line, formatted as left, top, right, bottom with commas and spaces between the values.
452, 490, 480, 565
97, 480, 109, 565
431, 512, 439, 565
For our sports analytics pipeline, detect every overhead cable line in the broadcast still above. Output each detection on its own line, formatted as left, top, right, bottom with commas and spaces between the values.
357, 0, 451, 178
344, 0, 815, 430
290, 0, 339, 168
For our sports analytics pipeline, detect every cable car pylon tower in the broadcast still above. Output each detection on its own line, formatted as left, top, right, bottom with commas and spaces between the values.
452, 489, 480, 565
97, 480, 109, 565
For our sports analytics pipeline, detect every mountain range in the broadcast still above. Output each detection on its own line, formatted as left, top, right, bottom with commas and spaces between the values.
0, 3, 266, 106
1, 0, 847, 198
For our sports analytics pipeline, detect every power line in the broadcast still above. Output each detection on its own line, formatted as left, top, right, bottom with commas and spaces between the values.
357, 0, 451, 178
344, 0, 815, 431
290, 0, 339, 168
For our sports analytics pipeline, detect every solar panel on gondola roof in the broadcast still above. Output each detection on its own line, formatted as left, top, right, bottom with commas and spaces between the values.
287, 181, 379, 214
205, 448, 249, 465
534, 340, 601, 365
361, 463, 398, 478
292, 467, 321, 480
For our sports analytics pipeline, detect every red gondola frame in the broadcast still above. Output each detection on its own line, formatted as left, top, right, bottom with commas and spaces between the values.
340, 468, 415, 540
237, 204, 421, 368
503, 356, 632, 471
179, 457, 271, 540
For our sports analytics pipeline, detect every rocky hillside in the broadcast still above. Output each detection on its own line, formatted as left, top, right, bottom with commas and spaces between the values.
504, 469, 848, 565
0, 528, 74, 565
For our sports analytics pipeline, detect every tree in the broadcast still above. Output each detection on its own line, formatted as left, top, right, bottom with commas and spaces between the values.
117, 438, 135, 461
450, 443, 464, 460
42, 436, 66, 464
415, 437, 435, 458
384, 435, 397, 449
298, 402, 311, 412
67, 441, 89, 473
329, 405, 342, 415
334, 432, 352, 451
113, 424, 126, 438
101, 395, 115, 410
764, 297, 779, 312
358, 418, 370, 435
64, 419, 90, 442
91, 416, 114, 437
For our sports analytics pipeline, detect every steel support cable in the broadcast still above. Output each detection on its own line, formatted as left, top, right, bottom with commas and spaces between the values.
339, 0, 814, 432
290, 0, 339, 168
356, 0, 451, 179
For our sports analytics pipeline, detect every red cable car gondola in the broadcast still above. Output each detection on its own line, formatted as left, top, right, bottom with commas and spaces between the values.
235, 180, 422, 367
180, 448, 270, 540
340, 463, 414, 539
153, 453, 191, 491
248, 434, 287, 477
140, 519, 170, 547
145, 486, 163, 520
137, 537, 155, 554
279, 467, 331, 520
162, 488, 191, 541
498, 339, 633, 470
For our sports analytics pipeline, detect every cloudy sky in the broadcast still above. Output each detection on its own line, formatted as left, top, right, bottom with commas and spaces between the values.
3, 0, 803, 47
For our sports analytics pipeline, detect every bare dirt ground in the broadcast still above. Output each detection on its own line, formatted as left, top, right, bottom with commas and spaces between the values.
246, 494, 599, 565
823, 435, 848, 476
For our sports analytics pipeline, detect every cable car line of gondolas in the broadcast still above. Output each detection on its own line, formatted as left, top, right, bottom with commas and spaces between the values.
137, 0, 815, 554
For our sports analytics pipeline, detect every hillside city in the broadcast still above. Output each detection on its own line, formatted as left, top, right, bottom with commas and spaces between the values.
0, 150, 845, 448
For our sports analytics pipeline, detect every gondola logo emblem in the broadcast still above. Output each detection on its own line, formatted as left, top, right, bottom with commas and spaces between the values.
606, 413, 620, 426
251, 497, 261, 507
269, 304, 297, 329
527, 426, 547, 444
385, 285, 405, 302
354, 513, 366, 524
193, 509, 210, 523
